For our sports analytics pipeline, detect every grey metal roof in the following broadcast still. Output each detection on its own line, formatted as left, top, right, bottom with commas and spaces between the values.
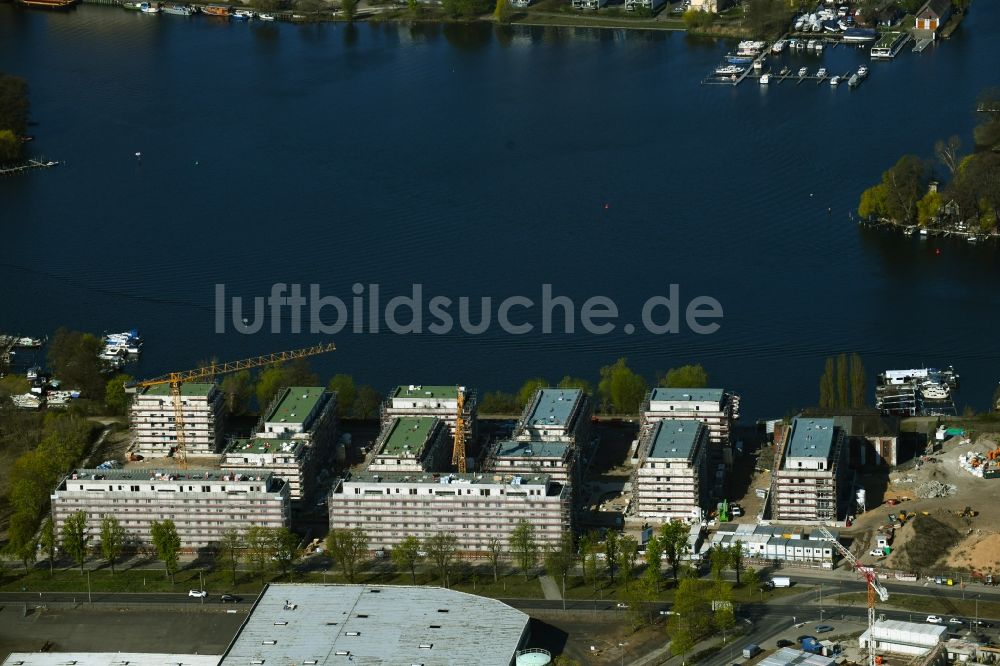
494, 439, 569, 459
1, 655, 218, 666
649, 388, 724, 404
757, 648, 836, 666
648, 420, 704, 460
525, 389, 580, 427
221, 584, 529, 666
786, 418, 836, 459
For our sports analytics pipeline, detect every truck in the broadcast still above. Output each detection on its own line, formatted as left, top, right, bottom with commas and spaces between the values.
742, 645, 762, 659
770, 576, 791, 588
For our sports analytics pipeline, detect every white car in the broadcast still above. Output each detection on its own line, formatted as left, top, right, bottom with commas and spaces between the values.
949, 618, 964, 625
926, 615, 942, 624
188, 590, 207, 598
616, 602, 629, 609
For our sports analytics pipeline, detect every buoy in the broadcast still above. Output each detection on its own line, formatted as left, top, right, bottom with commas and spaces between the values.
604, 203, 610, 210
935, 248, 941, 256
195, 161, 199, 166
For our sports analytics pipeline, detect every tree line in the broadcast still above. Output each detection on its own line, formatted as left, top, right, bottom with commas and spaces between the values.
817, 353, 866, 410
858, 88, 1000, 232
0, 70, 28, 163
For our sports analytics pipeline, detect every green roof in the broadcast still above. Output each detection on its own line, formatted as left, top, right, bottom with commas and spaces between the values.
143, 383, 215, 397
225, 437, 304, 455
381, 417, 438, 456
265, 387, 325, 425
393, 385, 459, 400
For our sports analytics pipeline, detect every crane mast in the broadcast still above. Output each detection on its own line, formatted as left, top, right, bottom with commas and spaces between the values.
817, 525, 888, 666
129, 342, 336, 468
452, 387, 467, 473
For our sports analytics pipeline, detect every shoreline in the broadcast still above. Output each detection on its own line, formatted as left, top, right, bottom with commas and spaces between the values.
858, 216, 1000, 243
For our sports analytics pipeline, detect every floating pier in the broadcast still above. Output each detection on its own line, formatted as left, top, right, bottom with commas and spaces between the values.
0, 159, 61, 177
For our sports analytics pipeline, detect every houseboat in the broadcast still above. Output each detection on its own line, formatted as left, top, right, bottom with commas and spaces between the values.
201, 4, 230, 15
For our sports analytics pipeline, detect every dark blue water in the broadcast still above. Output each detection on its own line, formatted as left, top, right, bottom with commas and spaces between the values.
2, 5, 999, 419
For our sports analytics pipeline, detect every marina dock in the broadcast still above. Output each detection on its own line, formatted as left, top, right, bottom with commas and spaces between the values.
0, 159, 61, 177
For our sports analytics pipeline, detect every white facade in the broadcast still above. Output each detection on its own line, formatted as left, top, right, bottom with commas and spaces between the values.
514, 388, 591, 444
634, 420, 709, 521
643, 388, 738, 456
51, 468, 290, 549
328, 472, 569, 555
381, 385, 477, 439
130, 383, 225, 457
221, 439, 309, 501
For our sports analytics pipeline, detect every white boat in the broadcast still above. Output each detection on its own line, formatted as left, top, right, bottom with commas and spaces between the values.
817, 67, 828, 78
714, 65, 745, 77
848, 73, 860, 87
858, 65, 869, 77
14, 336, 43, 348
814, 42, 824, 53
753, 58, 764, 70
807, 39, 817, 50
760, 73, 771, 84
830, 76, 840, 86
163, 3, 195, 14
232, 8, 254, 18
798, 66, 808, 77
258, 12, 275, 19
967, 235, 979, 244
919, 228, 929, 237
771, 40, 786, 53
139, 2, 161, 13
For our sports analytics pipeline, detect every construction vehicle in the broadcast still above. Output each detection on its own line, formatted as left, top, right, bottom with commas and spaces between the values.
126, 342, 336, 467
960, 506, 978, 518
452, 386, 467, 473
818, 524, 889, 666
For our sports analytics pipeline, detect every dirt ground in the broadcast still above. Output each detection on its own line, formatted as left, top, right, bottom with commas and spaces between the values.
847, 430, 1000, 574
528, 610, 668, 664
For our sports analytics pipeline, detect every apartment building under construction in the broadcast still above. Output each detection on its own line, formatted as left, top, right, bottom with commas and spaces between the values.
130, 383, 226, 458
770, 417, 848, 523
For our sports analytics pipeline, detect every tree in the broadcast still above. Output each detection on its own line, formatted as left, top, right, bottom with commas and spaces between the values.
6, 512, 39, 573
712, 580, 736, 638
478, 391, 518, 414
604, 530, 620, 583
743, 567, 760, 601
557, 376, 592, 395
619, 535, 639, 591
151, 519, 181, 584
485, 537, 504, 583
544, 532, 576, 599
326, 528, 369, 583
849, 353, 866, 408
256, 360, 319, 409
221, 370, 254, 415
726, 541, 745, 585
598, 358, 647, 414
659, 364, 709, 389
884, 155, 929, 224
340, 0, 357, 20
917, 190, 942, 227
836, 353, 849, 409
104, 374, 134, 416
659, 521, 689, 583
935, 135, 962, 175
516, 378, 548, 407
271, 527, 300, 581
99, 515, 127, 574
246, 526, 276, 584
710, 546, 728, 581
425, 532, 459, 587
391, 536, 423, 585
579, 531, 600, 591
328, 374, 357, 417
61, 510, 89, 573
40, 516, 57, 574
643, 533, 663, 592
819, 357, 835, 409
509, 520, 538, 581
219, 528, 243, 587
47, 328, 105, 399
494, 0, 511, 24
353, 385, 381, 418
858, 183, 889, 220
668, 623, 695, 666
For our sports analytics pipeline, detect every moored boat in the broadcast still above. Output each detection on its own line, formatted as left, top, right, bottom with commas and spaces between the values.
830, 75, 840, 86
848, 73, 860, 87
232, 8, 254, 18
771, 40, 786, 54
139, 2, 161, 13
726, 54, 753, 65
122, 1, 142, 9
797, 66, 808, 77
162, 3, 195, 14
201, 4, 230, 15
759, 73, 771, 85
15, 0, 79, 9
714, 65, 745, 77
258, 12, 275, 19
843, 27, 878, 43
858, 65, 869, 78
816, 67, 827, 78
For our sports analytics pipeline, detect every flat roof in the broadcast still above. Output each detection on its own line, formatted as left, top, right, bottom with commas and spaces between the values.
650, 388, 724, 404
872, 619, 947, 638
348, 470, 551, 487
265, 387, 325, 424
495, 439, 569, 459
221, 583, 529, 666
65, 468, 272, 482
758, 648, 836, 666
393, 385, 459, 400
786, 418, 836, 460
380, 417, 438, 457
2, 655, 218, 666
225, 437, 304, 455
648, 419, 703, 459
525, 388, 581, 427
142, 383, 215, 397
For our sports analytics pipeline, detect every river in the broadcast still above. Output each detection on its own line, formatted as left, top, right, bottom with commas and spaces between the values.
2, 3, 999, 419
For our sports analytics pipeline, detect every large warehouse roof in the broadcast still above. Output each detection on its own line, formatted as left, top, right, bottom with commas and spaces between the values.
2, 655, 218, 666
221, 584, 530, 666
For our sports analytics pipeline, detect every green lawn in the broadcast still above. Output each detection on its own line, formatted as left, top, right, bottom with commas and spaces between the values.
831, 592, 1000, 620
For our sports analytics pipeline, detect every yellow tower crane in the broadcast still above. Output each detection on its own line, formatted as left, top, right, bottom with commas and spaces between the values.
127, 342, 336, 468
452, 386, 467, 473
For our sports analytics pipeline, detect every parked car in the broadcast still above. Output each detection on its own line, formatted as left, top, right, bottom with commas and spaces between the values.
927, 616, 943, 624
220, 594, 241, 603
815, 625, 834, 633
776, 640, 795, 648
616, 602, 629, 609
188, 590, 207, 598
949, 618, 964, 625
660, 610, 678, 616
